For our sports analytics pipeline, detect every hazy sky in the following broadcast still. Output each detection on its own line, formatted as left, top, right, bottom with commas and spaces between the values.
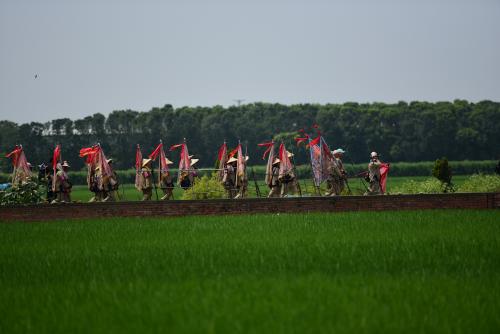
1, 0, 499, 124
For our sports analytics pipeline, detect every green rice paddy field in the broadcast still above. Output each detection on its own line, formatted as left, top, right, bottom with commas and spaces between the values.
69, 175, 470, 202
1, 209, 499, 333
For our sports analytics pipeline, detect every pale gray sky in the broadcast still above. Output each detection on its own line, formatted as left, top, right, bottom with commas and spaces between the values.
1, 0, 499, 124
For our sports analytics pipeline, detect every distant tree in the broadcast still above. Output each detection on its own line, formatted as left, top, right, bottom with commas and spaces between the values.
2, 101, 500, 170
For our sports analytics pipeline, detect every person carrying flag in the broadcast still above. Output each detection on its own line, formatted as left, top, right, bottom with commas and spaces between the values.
326, 148, 347, 196
365, 152, 382, 195
364, 151, 390, 195
88, 165, 104, 202
141, 158, 154, 200
53, 161, 72, 203
268, 157, 281, 198
226, 142, 248, 199
258, 140, 280, 198
278, 143, 299, 197
103, 159, 119, 202
159, 164, 175, 200
223, 157, 237, 198
170, 140, 195, 190
80, 144, 113, 202
148, 141, 175, 200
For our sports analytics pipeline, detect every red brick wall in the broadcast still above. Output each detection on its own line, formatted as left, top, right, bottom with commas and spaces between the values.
1, 193, 499, 223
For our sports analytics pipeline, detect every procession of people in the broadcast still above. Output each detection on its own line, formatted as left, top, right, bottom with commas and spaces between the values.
3, 131, 392, 203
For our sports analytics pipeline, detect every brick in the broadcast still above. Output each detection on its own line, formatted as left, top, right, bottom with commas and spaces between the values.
0, 193, 498, 223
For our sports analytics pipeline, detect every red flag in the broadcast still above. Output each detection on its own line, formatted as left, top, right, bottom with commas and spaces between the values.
159, 148, 170, 173
228, 145, 240, 159
79, 146, 100, 164
79, 147, 95, 157
149, 143, 163, 160
294, 137, 309, 146
309, 135, 320, 147
6, 146, 31, 183
179, 144, 191, 171
170, 143, 190, 170
5, 146, 22, 166
169, 143, 183, 151
258, 141, 274, 160
321, 137, 333, 159
52, 145, 61, 171
380, 163, 390, 194
217, 142, 227, 162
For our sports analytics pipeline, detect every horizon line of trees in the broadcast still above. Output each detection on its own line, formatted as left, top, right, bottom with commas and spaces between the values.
1, 100, 499, 172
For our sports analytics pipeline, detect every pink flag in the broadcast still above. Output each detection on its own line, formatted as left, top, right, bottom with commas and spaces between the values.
278, 143, 293, 178
52, 145, 61, 192
135, 144, 143, 191
236, 144, 245, 183
380, 163, 390, 194
6, 146, 31, 184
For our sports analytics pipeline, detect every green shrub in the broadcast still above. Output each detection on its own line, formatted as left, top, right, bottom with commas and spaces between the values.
0, 181, 44, 206
433, 157, 452, 184
457, 174, 500, 193
392, 178, 446, 194
182, 174, 227, 200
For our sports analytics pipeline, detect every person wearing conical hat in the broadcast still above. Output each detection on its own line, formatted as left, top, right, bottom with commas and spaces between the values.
190, 157, 199, 180
326, 149, 347, 196
267, 157, 281, 198
52, 161, 72, 203
160, 157, 175, 200
279, 151, 298, 198
141, 158, 153, 200
179, 156, 198, 190
222, 157, 237, 198
103, 159, 119, 202
365, 151, 382, 195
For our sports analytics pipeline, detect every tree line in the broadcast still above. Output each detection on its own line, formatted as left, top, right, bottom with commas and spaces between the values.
1, 100, 499, 172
